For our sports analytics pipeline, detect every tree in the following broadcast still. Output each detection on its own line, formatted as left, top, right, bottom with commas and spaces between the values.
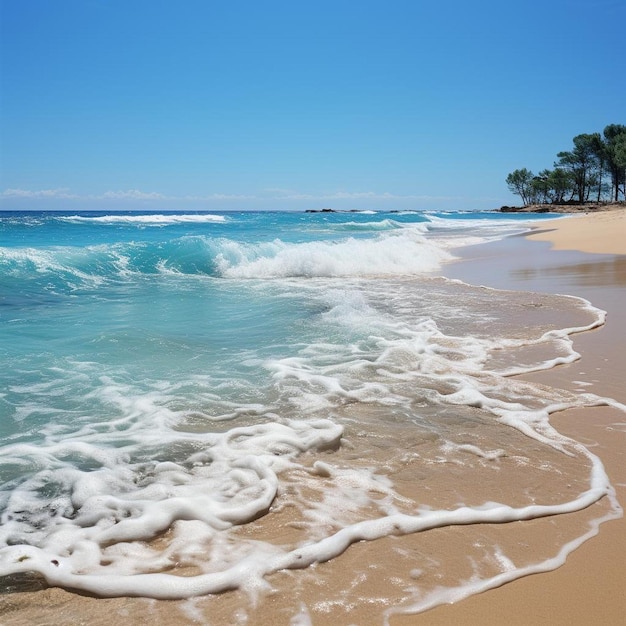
603, 124, 626, 201
556, 133, 601, 203
505, 123, 625, 205
615, 133, 626, 168
590, 132, 608, 201
532, 168, 574, 204
550, 168, 574, 203
531, 171, 551, 204
506, 168, 534, 204
614, 135, 626, 200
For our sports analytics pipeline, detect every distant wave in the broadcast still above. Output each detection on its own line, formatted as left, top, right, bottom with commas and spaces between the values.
332, 219, 407, 232
58, 213, 228, 225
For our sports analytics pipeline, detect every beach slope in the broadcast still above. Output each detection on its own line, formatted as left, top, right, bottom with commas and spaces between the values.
405, 209, 626, 625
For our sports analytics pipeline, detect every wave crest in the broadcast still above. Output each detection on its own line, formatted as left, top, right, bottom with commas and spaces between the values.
58, 213, 228, 225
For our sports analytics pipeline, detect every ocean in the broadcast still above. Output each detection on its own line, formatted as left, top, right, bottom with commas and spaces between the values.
0, 209, 622, 623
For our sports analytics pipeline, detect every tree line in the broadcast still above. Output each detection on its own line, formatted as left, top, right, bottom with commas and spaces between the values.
506, 124, 626, 205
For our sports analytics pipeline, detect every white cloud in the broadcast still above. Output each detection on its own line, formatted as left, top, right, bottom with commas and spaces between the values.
1, 187, 167, 201
325, 191, 384, 199
1, 188, 79, 199
0, 187, 259, 203
99, 189, 167, 200
183, 193, 257, 201
263, 187, 295, 195
265, 188, 461, 202
1, 186, 465, 207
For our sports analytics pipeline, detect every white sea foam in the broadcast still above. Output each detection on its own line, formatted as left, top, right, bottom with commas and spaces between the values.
384, 471, 621, 623
216, 229, 454, 278
0, 433, 618, 602
0, 420, 343, 586
424, 213, 540, 240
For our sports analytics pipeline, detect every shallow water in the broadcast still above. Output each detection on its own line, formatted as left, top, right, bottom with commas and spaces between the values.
0, 209, 622, 623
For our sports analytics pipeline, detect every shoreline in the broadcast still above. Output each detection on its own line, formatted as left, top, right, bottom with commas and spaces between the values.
406, 210, 626, 624
1, 211, 624, 624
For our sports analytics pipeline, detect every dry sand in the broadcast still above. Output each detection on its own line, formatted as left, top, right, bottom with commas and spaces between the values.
527, 209, 626, 255
1, 211, 624, 625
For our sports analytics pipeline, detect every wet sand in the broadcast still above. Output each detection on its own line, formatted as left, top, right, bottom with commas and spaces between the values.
1, 212, 625, 625
408, 210, 626, 625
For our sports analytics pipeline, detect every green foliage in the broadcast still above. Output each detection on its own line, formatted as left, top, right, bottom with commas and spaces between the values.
506, 168, 535, 205
506, 124, 626, 204
532, 168, 573, 204
556, 133, 601, 202
603, 124, 626, 201
614, 134, 626, 168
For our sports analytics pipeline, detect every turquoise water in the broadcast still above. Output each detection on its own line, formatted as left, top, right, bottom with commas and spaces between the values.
0, 209, 620, 618
0, 209, 538, 440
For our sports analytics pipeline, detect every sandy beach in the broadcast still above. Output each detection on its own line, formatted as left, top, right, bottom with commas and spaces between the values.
1, 210, 624, 626
407, 209, 626, 625
527, 208, 626, 255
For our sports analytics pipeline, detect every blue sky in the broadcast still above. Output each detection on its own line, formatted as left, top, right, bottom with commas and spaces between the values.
1, 0, 624, 211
